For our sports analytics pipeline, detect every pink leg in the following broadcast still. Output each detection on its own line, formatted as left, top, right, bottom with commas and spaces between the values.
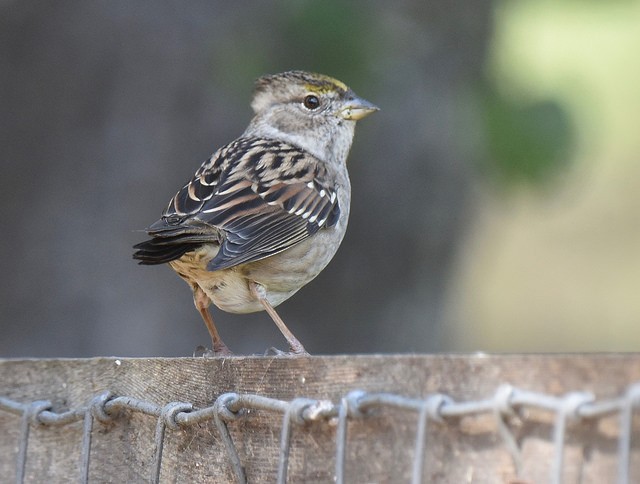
249, 281, 308, 355
193, 286, 233, 356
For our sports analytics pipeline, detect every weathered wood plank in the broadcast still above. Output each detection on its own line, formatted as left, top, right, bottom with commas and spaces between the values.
1, 355, 639, 483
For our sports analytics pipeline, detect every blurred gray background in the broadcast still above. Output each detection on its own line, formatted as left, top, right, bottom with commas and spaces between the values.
2, 1, 639, 357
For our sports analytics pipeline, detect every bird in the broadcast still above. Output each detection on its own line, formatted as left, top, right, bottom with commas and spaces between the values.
133, 70, 378, 355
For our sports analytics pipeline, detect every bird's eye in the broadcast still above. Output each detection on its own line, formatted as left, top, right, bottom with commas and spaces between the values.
303, 94, 320, 110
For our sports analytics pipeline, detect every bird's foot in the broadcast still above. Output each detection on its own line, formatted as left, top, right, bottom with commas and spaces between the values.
263, 346, 310, 357
193, 344, 235, 357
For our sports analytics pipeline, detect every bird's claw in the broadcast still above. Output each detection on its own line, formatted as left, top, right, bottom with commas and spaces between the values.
193, 344, 234, 357
263, 346, 310, 357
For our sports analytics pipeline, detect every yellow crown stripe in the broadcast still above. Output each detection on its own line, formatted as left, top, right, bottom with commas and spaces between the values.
304, 75, 348, 94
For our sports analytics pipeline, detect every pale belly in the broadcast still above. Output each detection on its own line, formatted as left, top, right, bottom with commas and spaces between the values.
169, 228, 343, 314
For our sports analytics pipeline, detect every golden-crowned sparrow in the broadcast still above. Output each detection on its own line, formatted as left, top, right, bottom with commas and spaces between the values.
133, 71, 377, 355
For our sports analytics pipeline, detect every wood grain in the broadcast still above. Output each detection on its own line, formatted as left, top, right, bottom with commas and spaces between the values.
1, 355, 639, 483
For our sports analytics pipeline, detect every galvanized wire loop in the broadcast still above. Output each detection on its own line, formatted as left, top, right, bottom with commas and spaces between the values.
215, 393, 243, 422
561, 392, 595, 423
410, 394, 455, 483
151, 402, 192, 484
344, 390, 368, 418
1, 383, 639, 483
16, 400, 52, 484
551, 391, 595, 484
492, 384, 521, 472
277, 398, 326, 483
494, 384, 517, 417
26, 399, 52, 425
90, 391, 116, 424
301, 399, 337, 421
287, 397, 318, 426
424, 393, 453, 424
160, 401, 193, 431
213, 393, 246, 483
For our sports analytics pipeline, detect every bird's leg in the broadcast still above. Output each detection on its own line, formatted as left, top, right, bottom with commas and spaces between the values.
248, 281, 309, 355
193, 286, 233, 356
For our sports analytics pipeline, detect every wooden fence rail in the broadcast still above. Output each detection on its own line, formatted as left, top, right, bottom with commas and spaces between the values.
1, 355, 639, 483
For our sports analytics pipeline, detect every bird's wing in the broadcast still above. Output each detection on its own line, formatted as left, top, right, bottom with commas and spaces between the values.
135, 137, 341, 271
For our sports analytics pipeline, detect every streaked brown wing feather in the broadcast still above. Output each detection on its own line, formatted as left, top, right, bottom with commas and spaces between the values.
133, 137, 341, 270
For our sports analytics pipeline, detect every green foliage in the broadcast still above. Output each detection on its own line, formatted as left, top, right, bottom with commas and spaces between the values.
478, 83, 574, 187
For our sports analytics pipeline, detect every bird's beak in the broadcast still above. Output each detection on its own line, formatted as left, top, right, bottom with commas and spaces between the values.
339, 93, 379, 121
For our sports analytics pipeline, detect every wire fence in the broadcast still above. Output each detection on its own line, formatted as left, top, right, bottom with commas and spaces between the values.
1, 380, 639, 483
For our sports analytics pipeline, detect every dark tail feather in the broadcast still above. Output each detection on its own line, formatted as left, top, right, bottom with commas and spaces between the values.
133, 237, 204, 265
133, 219, 220, 264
